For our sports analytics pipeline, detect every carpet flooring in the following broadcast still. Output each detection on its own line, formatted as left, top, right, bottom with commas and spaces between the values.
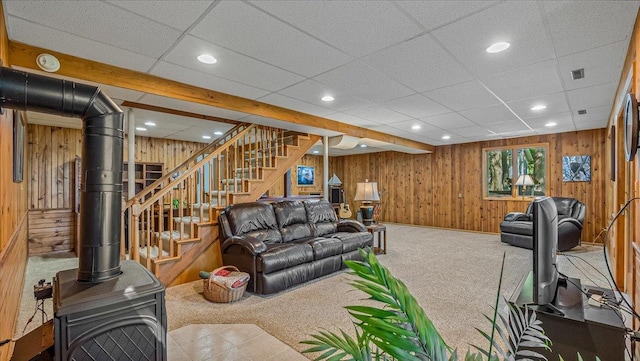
16, 224, 613, 358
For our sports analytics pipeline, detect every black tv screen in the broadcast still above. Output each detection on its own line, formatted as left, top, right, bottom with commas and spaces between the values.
533, 196, 559, 305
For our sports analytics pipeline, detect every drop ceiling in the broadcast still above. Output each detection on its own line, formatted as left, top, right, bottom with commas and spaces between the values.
3, 0, 639, 155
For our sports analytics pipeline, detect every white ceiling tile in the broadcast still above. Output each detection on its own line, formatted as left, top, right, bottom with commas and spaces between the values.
251, 0, 423, 57
344, 105, 412, 124
421, 112, 476, 129
535, 124, 576, 135
7, 17, 157, 72
448, 125, 494, 137
191, 1, 352, 77
387, 120, 440, 134
5, 0, 181, 57
163, 35, 304, 92
383, 94, 451, 119
362, 34, 472, 92
459, 104, 516, 125
106, 0, 214, 31
314, 61, 415, 103
566, 82, 617, 111
138, 94, 248, 121
572, 105, 611, 125
277, 79, 372, 112
257, 93, 335, 117
499, 129, 538, 138
432, 1, 555, 77
482, 60, 564, 102
424, 80, 500, 111
327, 113, 378, 127
575, 121, 607, 131
557, 40, 627, 91
151, 61, 270, 100
524, 111, 574, 129
396, 1, 499, 32
485, 120, 530, 133
506, 92, 570, 120
544, 1, 639, 57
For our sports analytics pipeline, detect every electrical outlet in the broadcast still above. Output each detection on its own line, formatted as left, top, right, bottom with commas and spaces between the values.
458, 193, 462, 198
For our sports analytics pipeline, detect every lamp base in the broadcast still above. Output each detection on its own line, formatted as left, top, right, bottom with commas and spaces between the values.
360, 205, 374, 226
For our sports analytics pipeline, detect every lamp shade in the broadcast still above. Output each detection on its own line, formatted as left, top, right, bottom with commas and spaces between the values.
328, 173, 342, 186
515, 174, 534, 186
354, 181, 380, 201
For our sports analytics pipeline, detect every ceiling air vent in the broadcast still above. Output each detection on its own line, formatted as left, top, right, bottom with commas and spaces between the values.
577, 109, 587, 115
571, 68, 585, 80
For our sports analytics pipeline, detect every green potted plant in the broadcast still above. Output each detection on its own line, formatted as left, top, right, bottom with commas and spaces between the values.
302, 249, 553, 361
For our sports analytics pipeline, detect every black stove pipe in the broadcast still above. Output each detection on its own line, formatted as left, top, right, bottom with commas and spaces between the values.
0, 67, 124, 283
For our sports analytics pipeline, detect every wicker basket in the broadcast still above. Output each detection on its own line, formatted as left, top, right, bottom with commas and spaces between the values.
203, 266, 248, 303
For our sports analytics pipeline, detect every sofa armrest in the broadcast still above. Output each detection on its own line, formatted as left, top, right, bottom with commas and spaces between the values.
221, 235, 267, 256
338, 219, 367, 232
504, 212, 531, 222
558, 217, 583, 230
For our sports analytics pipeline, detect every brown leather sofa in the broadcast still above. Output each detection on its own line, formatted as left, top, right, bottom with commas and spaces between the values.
500, 196, 585, 251
219, 199, 373, 295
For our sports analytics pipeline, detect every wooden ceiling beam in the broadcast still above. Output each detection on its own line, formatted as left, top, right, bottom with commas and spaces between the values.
8, 41, 434, 152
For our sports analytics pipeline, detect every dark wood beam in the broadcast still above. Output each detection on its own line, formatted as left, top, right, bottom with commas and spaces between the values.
9, 41, 434, 153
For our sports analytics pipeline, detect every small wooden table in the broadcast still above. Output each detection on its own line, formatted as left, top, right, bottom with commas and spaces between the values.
366, 224, 387, 254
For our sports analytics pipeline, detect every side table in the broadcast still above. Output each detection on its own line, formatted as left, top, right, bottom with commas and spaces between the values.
366, 224, 387, 255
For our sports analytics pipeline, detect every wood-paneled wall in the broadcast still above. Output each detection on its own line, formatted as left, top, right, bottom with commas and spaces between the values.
0, 3, 29, 359
28, 209, 75, 255
331, 129, 607, 245
27, 124, 208, 210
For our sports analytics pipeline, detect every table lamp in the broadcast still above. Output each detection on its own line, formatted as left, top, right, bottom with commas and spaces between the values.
515, 174, 534, 200
354, 180, 380, 225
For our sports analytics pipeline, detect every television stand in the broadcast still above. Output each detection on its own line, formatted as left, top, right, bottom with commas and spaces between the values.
510, 272, 625, 361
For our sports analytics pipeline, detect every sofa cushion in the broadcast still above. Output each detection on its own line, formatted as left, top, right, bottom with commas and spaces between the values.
331, 232, 373, 253
499, 220, 533, 236
273, 201, 312, 242
294, 237, 344, 260
305, 200, 338, 236
258, 243, 314, 274
226, 202, 282, 244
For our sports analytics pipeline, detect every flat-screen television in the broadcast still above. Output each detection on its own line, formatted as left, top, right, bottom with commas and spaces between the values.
532, 196, 559, 306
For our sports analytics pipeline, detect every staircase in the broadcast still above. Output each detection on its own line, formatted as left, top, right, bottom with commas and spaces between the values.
121, 123, 320, 285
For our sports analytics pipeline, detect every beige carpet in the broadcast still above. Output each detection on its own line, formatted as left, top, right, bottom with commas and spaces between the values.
17, 224, 611, 358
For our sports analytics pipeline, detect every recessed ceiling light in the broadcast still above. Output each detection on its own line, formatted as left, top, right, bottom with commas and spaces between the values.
197, 54, 217, 64
313, 150, 319, 154
360, 144, 367, 148
442, 135, 451, 140
486, 42, 510, 53
321, 95, 334, 102
411, 124, 421, 130
202, 135, 212, 139
144, 121, 156, 126
530, 104, 547, 111
545, 121, 557, 127
135, 127, 147, 131
213, 131, 223, 135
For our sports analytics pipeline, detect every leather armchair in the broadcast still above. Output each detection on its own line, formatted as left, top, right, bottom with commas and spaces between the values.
500, 197, 585, 251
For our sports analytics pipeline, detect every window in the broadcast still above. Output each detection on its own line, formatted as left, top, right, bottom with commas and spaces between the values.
483, 144, 548, 200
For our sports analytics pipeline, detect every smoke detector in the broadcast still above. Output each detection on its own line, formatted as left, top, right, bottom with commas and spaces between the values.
36, 53, 60, 72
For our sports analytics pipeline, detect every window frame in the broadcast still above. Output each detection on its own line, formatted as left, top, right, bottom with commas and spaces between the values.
482, 142, 550, 201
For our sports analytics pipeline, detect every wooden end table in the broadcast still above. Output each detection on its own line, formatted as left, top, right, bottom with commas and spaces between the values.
366, 223, 387, 255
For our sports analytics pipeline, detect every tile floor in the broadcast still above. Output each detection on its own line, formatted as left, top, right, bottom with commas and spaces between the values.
167, 324, 308, 361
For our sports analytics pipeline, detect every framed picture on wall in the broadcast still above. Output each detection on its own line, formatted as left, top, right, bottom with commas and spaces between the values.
13, 111, 25, 183
296, 165, 315, 186
562, 155, 591, 182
